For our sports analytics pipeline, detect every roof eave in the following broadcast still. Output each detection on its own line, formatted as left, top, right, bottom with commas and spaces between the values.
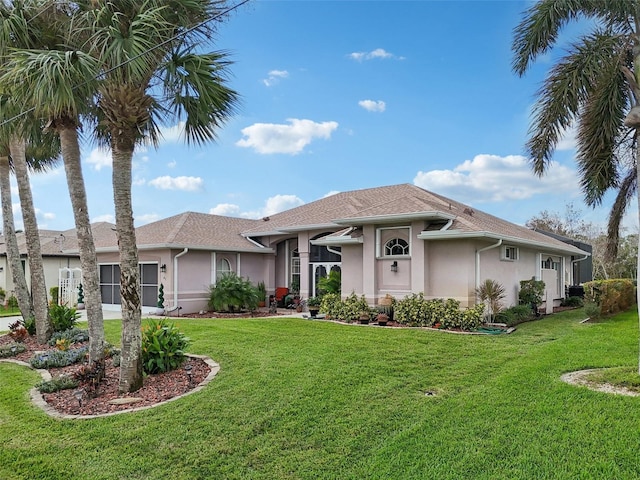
311, 236, 364, 246
334, 211, 457, 225
417, 230, 591, 256
90, 244, 274, 254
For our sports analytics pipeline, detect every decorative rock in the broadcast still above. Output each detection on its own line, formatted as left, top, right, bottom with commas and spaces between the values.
108, 397, 144, 405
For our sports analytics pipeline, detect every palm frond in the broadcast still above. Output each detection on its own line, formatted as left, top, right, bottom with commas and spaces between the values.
526, 31, 629, 175
512, 0, 635, 75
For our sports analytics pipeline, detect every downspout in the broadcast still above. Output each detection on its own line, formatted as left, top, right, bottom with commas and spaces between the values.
475, 239, 503, 299
173, 248, 189, 309
326, 246, 342, 257
570, 253, 589, 285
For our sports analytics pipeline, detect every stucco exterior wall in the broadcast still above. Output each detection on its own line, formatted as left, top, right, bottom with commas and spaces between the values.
480, 246, 538, 307
426, 240, 476, 306
341, 244, 363, 297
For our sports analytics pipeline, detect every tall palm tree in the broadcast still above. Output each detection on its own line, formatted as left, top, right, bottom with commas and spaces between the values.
512, 0, 640, 369
0, 0, 59, 342
0, 2, 107, 361
74, 0, 239, 392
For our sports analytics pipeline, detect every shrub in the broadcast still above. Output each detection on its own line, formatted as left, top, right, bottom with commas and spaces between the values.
55, 339, 71, 351
495, 304, 534, 327
141, 319, 190, 374
0, 342, 26, 358
584, 302, 601, 320
459, 304, 485, 330
36, 375, 78, 393
29, 346, 88, 369
319, 293, 342, 319
317, 270, 341, 295
48, 328, 89, 346
6, 295, 18, 309
519, 278, 545, 306
583, 279, 635, 316
49, 286, 59, 306
22, 317, 36, 336
475, 279, 506, 321
49, 304, 80, 332
561, 296, 584, 308
8, 321, 28, 342
208, 273, 259, 312
339, 292, 371, 323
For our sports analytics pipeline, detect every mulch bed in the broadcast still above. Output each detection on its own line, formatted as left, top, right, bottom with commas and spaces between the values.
0, 334, 210, 417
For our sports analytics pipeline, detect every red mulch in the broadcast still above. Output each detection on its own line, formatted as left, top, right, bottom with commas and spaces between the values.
0, 334, 210, 417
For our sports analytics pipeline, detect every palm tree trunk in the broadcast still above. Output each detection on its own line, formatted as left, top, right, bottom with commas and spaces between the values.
9, 136, 52, 343
0, 154, 34, 323
58, 125, 105, 364
112, 139, 142, 393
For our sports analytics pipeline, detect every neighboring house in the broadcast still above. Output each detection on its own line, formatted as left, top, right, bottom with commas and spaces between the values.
0, 228, 82, 303
85, 184, 590, 315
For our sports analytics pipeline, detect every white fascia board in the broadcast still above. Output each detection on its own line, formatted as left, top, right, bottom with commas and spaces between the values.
417, 230, 590, 256
93, 243, 274, 254
311, 236, 364, 246
276, 223, 340, 233
334, 211, 457, 225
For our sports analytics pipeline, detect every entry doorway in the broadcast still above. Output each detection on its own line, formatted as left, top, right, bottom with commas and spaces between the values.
310, 263, 341, 297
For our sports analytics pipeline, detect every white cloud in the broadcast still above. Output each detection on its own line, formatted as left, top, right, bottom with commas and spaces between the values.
133, 177, 146, 186
348, 48, 401, 61
323, 190, 340, 198
159, 122, 186, 143
210, 194, 304, 219
167, 160, 177, 168
135, 213, 160, 225
263, 69, 289, 87
209, 203, 241, 216
236, 118, 338, 155
358, 99, 386, 112
413, 154, 578, 203
85, 147, 112, 171
92, 213, 115, 224
148, 176, 204, 192
556, 124, 577, 151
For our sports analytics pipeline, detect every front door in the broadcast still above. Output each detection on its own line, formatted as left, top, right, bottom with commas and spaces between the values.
310, 263, 341, 297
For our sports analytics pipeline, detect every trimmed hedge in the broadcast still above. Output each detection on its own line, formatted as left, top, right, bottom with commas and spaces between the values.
583, 279, 635, 316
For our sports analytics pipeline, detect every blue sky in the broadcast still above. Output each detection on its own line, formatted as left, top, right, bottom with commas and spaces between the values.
16, 0, 635, 234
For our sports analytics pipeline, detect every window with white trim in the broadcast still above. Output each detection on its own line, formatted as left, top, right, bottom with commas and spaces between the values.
501, 246, 519, 261
216, 257, 231, 280
385, 238, 409, 256
377, 226, 411, 257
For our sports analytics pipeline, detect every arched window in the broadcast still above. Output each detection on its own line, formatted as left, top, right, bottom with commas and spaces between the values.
217, 257, 231, 280
384, 238, 409, 256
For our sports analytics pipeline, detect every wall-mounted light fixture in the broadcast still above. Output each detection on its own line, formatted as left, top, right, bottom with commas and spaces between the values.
390, 260, 398, 272
160, 264, 167, 273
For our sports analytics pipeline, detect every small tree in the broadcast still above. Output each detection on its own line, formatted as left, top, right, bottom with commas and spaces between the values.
519, 278, 545, 315
157, 283, 165, 309
208, 273, 259, 312
475, 279, 506, 322
77, 284, 84, 305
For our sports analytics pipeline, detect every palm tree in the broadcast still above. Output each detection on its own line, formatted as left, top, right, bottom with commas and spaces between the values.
74, 0, 239, 392
0, 2, 107, 361
512, 0, 640, 369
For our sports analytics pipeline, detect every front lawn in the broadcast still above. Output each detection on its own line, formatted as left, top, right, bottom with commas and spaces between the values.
1, 308, 639, 479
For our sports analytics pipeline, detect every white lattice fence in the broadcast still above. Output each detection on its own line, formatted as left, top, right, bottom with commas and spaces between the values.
58, 268, 82, 306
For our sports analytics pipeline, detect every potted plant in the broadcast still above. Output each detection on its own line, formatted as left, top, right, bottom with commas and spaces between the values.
155, 283, 165, 315
307, 296, 321, 318
358, 311, 370, 324
76, 283, 85, 310
256, 281, 267, 308
376, 311, 389, 326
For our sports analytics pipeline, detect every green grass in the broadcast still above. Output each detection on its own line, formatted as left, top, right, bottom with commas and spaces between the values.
2, 308, 640, 479
0, 306, 22, 317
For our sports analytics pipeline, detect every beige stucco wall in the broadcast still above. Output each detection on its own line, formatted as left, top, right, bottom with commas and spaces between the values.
426, 240, 476, 306
341, 244, 363, 296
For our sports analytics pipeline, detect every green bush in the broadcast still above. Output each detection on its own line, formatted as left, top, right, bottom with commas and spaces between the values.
0, 342, 26, 358
141, 319, 191, 374
208, 273, 259, 312
495, 304, 534, 326
319, 293, 342, 318
317, 270, 341, 295
29, 346, 88, 369
49, 304, 80, 332
36, 375, 79, 393
584, 302, 601, 320
519, 278, 545, 306
561, 296, 584, 308
6, 295, 18, 309
393, 294, 484, 331
22, 317, 36, 336
48, 328, 89, 346
49, 286, 59, 306
583, 279, 635, 316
